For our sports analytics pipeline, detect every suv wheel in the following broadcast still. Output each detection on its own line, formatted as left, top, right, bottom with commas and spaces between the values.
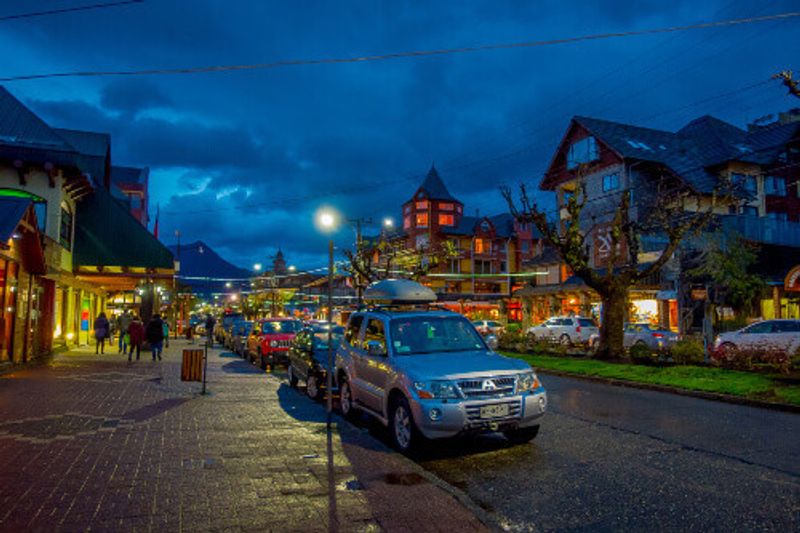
287, 364, 298, 388
339, 378, 355, 419
389, 396, 418, 454
504, 425, 540, 444
306, 373, 322, 401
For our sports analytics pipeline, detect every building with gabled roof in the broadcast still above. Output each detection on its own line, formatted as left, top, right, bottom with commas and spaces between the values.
111, 165, 150, 227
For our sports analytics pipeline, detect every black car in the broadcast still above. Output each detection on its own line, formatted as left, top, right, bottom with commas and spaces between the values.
286, 324, 344, 401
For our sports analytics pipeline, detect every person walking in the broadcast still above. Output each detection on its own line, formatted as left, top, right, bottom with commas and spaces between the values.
146, 314, 165, 361
204, 315, 216, 347
116, 310, 133, 353
93, 312, 110, 354
127, 315, 144, 361
162, 319, 170, 348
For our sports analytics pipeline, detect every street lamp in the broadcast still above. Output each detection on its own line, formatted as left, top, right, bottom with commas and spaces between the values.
288, 265, 297, 273
225, 281, 232, 288
315, 207, 339, 428
383, 217, 394, 228
253, 263, 262, 272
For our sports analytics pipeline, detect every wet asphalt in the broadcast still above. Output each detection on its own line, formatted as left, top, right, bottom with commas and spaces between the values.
414, 375, 800, 532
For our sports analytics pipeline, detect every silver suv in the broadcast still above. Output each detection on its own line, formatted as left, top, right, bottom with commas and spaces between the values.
527, 316, 598, 345
335, 280, 547, 453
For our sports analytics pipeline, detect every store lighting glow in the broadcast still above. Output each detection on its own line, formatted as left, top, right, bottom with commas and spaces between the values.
66, 332, 75, 340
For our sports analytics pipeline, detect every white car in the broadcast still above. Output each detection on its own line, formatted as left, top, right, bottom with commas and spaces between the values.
713, 320, 800, 360
527, 316, 599, 346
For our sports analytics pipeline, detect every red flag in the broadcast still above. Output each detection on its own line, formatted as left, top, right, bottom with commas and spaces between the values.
153, 203, 160, 239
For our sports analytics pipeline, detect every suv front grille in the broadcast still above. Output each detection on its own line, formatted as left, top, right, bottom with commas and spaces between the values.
458, 376, 516, 399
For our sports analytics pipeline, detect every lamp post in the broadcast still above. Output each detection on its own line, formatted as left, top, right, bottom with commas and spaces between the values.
317, 208, 338, 428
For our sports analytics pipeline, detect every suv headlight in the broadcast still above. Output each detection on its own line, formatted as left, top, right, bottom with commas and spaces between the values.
414, 381, 461, 400
269, 340, 278, 348
516, 372, 540, 393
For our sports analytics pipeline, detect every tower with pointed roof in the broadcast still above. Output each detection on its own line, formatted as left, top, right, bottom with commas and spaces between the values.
401, 164, 464, 248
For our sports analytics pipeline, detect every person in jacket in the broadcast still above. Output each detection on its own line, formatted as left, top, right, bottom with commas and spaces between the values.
204, 315, 216, 347
116, 310, 133, 354
94, 312, 110, 354
127, 315, 144, 362
146, 314, 165, 361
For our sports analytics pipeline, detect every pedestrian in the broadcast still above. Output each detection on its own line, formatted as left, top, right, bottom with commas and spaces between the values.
116, 310, 133, 354
162, 319, 170, 348
146, 314, 165, 361
93, 312, 110, 354
127, 315, 144, 361
204, 315, 216, 347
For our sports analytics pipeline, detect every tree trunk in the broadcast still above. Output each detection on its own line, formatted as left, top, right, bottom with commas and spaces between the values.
596, 284, 627, 360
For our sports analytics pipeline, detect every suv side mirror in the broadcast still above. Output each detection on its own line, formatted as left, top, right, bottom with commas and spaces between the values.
366, 340, 387, 357
485, 335, 499, 351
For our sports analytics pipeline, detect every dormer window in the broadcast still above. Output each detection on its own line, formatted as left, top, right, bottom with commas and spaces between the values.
440, 203, 454, 211
567, 136, 599, 170
415, 200, 429, 210
438, 214, 454, 226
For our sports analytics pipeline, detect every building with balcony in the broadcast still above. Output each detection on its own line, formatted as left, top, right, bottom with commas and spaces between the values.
521, 109, 800, 329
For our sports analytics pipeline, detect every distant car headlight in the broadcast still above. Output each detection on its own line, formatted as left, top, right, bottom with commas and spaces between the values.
414, 381, 460, 400
516, 372, 541, 393
269, 340, 278, 348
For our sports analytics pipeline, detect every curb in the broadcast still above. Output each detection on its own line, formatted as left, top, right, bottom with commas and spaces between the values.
536, 368, 800, 414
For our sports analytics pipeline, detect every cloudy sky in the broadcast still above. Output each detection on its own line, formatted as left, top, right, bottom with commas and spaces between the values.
1, 0, 798, 269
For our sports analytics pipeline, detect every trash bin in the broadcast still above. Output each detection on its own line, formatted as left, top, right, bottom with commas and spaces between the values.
181, 349, 204, 382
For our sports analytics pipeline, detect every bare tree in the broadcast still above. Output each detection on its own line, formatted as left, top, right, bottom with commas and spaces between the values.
502, 171, 731, 359
344, 235, 458, 294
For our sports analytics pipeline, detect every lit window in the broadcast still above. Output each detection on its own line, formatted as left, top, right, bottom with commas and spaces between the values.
440, 203, 454, 211
403, 216, 411, 229
416, 213, 428, 227
438, 214, 454, 226
764, 176, 786, 196
602, 173, 619, 192
474, 238, 487, 254
416, 200, 428, 210
567, 136, 599, 169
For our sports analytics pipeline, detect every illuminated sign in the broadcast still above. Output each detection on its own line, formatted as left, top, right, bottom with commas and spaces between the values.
785, 265, 800, 292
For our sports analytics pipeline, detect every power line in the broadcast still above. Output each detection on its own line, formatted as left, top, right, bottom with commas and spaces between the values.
0, 0, 143, 22
2, 11, 799, 82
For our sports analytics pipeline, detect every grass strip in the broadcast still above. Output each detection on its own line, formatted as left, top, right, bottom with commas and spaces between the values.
502, 351, 800, 407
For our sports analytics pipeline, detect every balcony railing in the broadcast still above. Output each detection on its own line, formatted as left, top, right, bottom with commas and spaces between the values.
718, 215, 800, 247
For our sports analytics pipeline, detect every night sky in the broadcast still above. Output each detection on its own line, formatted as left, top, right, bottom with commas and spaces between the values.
2, 0, 798, 270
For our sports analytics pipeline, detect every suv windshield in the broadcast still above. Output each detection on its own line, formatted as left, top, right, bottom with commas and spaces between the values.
390, 316, 486, 355
313, 328, 344, 349
261, 320, 301, 334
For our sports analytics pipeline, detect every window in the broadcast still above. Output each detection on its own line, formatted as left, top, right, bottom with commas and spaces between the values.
744, 321, 773, 334
764, 176, 786, 196
742, 206, 758, 217
415, 200, 428, 210
403, 216, 411, 229
59, 205, 73, 249
363, 318, 386, 354
562, 189, 575, 204
602, 173, 620, 192
438, 214, 454, 226
404, 205, 411, 215
440, 203, 454, 211
567, 136, 599, 169
475, 260, 493, 274
499, 261, 507, 273
448, 259, 460, 273
344, 316, 364, 347
732, 173, 757, 195
415, 213, 428, 227
415, 234, 429, 249
474, 238, 487, 254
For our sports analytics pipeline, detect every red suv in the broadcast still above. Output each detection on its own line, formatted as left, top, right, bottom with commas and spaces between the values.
250, 318, 303, 370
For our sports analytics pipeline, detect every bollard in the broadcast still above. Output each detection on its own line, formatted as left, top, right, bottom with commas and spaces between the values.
181, 348, 204, 382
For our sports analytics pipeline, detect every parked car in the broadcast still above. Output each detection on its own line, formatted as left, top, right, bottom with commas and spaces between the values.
223, 318, 245, 349
335, 279, 547, 454
713, 319, 800, 361
248, 318, 303, 370
231, 321, 253, 357
287, 324, 345, 401
623, 323, 680, 351
471, 320, 505, 336
527, 316, 598, 346
216, 312, 243, 342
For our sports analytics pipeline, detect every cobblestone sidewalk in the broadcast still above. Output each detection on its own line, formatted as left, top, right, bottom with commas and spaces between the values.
0, 339, 487, 532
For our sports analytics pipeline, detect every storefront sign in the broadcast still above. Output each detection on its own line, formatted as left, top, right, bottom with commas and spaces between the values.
786, 265, 800, 292
691, 289, 708, 301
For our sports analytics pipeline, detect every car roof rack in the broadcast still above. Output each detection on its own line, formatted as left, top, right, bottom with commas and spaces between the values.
362, 279, 437, 305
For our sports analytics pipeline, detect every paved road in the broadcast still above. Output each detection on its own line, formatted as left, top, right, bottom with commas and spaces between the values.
414, 375, 800, 532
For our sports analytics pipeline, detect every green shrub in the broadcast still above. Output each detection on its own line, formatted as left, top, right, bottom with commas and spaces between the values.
505, 323, 521, 333
669, 339, 705, 365
629, 343, 658, 365
498, 330, 526, 351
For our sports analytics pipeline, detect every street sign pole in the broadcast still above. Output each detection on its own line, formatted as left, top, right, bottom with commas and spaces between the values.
202, 340, 208, 395
326, 238, 334, 429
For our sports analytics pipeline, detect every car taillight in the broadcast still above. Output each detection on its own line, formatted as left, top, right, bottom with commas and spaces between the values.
652, 333, 664, 339
576, 326, 582, 333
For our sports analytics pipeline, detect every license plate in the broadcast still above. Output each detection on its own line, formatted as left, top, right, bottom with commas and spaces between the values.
480, 404, 509, 419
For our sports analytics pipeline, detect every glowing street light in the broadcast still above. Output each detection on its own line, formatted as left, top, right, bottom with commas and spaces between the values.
383, 217, 394, 228
253, 263, 262, 272
225, 281, 232, 288
288, 265, 297, 272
